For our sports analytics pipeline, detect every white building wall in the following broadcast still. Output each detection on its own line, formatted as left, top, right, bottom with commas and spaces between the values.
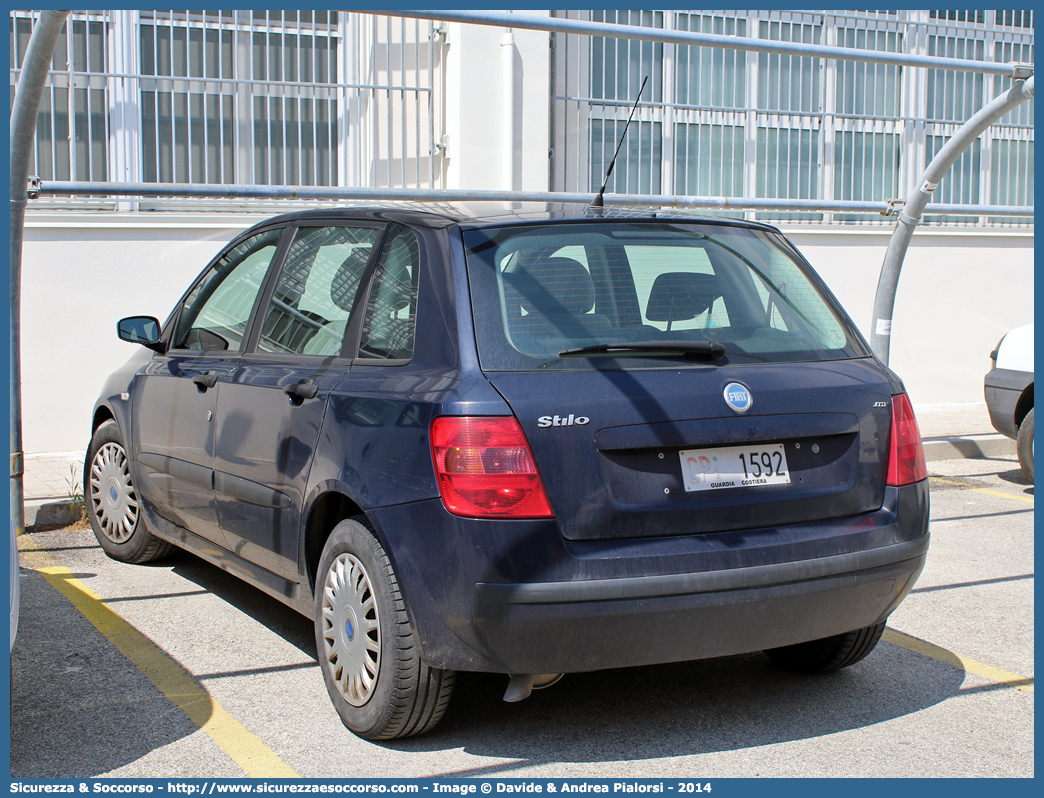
20, 216, 260, 454
19, 217, 1033, 454
443, 14, 551, 191
790, 228, 1034, 406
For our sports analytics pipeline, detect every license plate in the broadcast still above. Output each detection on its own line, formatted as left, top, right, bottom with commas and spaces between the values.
679, 443, 791, 492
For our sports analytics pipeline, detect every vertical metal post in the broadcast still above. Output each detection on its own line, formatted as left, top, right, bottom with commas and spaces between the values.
742, 12, 760, 221
818, 16, 836, 225
234, 10, 253, 184
547, 26, 556, 192
501, 19, 519, 191
429, 20, 437, 188
107, 9, 143, 210
870, 74, 1034, 364
10, 10, 71, 538
338, 11, 352, 188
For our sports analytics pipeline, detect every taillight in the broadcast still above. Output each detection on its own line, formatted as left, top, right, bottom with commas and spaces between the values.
430, 416, 554, 519
887, 393, 927, 486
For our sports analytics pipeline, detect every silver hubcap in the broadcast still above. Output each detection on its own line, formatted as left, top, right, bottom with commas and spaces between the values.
321, 553, 381, 706
89, 442, 139, 544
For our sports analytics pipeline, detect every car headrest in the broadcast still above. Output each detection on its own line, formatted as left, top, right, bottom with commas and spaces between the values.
330, 247, 372, 311
646, 272, 722, 322
381, 255, 413, 313
506, 257, 595, 315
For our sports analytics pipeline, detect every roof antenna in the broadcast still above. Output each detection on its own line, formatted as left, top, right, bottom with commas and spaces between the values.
591, 75, 648, 210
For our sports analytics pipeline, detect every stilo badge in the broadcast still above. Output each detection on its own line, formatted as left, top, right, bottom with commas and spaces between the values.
723, 382, 753, 413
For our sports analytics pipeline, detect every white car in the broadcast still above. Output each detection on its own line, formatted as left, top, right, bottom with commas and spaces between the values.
985, 323, 1034, 483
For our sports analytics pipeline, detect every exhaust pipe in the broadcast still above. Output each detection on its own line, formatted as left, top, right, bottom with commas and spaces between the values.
503, 673, 564, 702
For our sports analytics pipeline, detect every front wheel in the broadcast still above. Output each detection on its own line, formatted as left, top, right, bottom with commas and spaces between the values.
764, 621, 886, 673
1016, 407, 1034, 484
314, 518, 455, 740
85, 421, 173, 564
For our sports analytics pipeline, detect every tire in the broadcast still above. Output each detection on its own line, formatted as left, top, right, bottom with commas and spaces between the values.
314, 517, 455, 740
85, 420, 173, 564
764, 621, 886, 674
1017, 407, 1034, 484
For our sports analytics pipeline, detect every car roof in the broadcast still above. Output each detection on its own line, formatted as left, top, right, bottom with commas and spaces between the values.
248, 202, 783, 234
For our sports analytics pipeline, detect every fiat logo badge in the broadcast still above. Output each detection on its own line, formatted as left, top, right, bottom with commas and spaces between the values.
723, 383, 753, 413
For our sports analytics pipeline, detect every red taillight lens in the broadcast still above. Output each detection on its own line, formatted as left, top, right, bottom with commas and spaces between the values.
887, 393, 927, 486
430, 417, 554, 519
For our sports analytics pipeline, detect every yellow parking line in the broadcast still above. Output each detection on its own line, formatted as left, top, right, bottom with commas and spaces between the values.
18, 538, 298, 777
36, 566, 300, 777
929, 475, 1034, 504
883, 629, 1034, 694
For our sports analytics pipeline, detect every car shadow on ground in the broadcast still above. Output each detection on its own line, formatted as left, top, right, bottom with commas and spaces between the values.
383, 645, 965, 768
996, 467, 1034, 496
167, 549, 319, 657
167, 549, 967, 767
11, 524, 996, 777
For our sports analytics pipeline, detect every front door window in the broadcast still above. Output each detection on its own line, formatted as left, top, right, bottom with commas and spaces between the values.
171, 228, 284, 352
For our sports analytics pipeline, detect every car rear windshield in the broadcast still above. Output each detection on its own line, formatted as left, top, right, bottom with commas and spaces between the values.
462, 221, 869, 371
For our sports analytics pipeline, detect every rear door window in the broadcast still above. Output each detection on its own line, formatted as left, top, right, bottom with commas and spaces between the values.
255, 226, 381, 357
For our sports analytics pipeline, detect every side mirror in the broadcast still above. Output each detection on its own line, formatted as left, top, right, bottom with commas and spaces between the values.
118, 316, 164, 352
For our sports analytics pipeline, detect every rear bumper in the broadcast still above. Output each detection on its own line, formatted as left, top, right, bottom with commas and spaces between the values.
468, 552, 924, 674
370, 481, 929, 674
985, 368, 1033, 439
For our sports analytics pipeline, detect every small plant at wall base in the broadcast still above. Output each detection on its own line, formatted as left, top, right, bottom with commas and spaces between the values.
65, 463, 88, 527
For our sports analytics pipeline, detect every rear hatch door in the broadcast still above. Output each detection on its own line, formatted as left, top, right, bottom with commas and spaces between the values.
485, 359, 893, 541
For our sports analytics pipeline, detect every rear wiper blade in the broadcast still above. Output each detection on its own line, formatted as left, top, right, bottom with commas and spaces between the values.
559, 340, 726, 359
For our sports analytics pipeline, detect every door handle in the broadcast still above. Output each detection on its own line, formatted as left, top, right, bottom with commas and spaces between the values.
192, 372, 218, 390
283, 380, 319, 401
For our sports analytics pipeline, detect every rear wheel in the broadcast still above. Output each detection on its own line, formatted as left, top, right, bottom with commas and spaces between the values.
1016, 407, 1034, 484
314, 517, 455, 740
764, 621, 886, 673
85, 420, 173, 563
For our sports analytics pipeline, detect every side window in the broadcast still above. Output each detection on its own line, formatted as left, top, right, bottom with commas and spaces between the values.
357, 225, 420, 361
256, 226, 381, 357
172, 228, 283, 352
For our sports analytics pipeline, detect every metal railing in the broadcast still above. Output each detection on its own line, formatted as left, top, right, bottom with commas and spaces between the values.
12, 9, 1034, 226
539, 8, 1034, 226
10, 10, 71, 545
28, 178, 1035, 219
9, 10, 444, 197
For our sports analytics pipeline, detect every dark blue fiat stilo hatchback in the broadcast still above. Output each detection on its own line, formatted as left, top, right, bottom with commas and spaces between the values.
88, 204, 929, 739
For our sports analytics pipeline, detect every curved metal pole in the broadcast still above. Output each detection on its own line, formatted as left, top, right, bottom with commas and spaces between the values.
870, 75, 1035, 364
10, 10, 70, 537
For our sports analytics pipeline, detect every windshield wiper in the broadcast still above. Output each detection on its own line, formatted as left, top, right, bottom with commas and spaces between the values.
559, 340, 726, 359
